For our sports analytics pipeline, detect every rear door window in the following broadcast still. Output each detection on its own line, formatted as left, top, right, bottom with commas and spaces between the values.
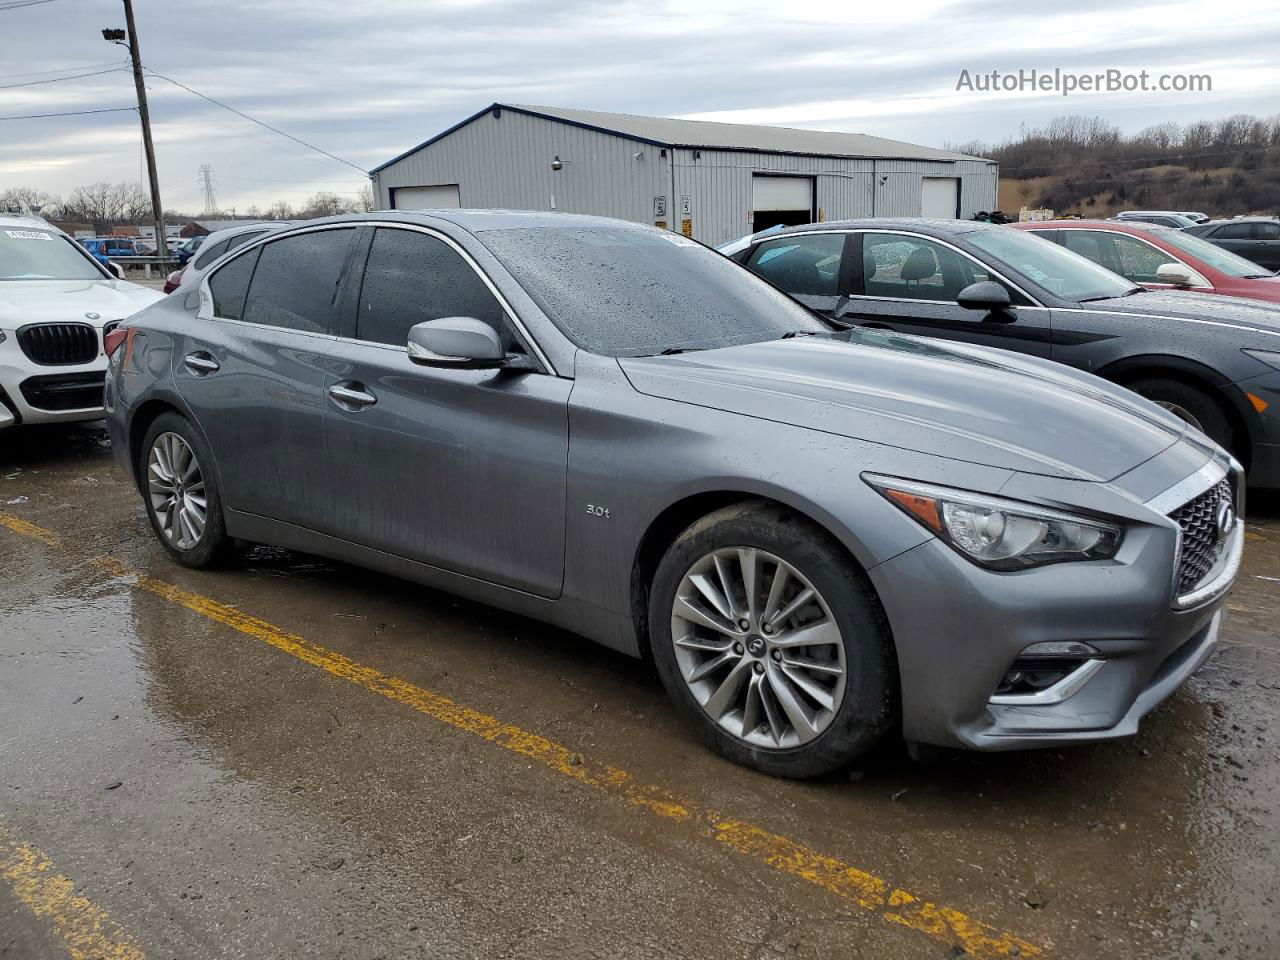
1255, 222, 1280, 240
1216, 223, 1254, 240
224, 230, 266, 254
242, 229, 356, 335
745, 233, 846, 296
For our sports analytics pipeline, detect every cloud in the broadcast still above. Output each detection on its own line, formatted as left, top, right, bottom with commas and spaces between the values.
0, 0, 1276, 211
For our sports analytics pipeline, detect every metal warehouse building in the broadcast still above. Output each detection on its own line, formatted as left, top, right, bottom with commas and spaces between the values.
370, 103, 998, 247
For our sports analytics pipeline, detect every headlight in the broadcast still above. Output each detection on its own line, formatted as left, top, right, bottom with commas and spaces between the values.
864, 475, 1123, 570
1243, 348, 1280, 371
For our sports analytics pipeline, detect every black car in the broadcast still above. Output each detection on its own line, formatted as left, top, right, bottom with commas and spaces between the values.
728, 218, 1280, 488
1184, 218, 1280, 272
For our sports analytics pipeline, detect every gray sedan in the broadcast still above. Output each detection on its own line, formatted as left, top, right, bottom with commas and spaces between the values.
105, 211, 1242, 777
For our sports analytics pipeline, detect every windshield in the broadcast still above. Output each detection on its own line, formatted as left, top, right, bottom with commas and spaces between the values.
1, 228, 104, 281
479, 224, 831, 357
1157, 229, 1274, 278
964, 227, 1136, 302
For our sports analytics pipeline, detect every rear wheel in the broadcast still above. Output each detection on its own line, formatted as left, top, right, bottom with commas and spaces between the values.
1127, 377, 1235, 453
139, 412, 234, 568
648, 502, 896, 778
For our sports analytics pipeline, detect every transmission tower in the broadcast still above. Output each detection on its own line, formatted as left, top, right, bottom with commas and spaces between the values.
198, 164, 218, 216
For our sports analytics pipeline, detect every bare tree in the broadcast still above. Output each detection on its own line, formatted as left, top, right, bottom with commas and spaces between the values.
300, 191, 351, 218
357, 183, 375, 212
265, 201, 294, 220
0, 186, 61, 216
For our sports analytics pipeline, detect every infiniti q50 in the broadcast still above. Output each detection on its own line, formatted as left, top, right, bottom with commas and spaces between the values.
105, 211, 1242, 777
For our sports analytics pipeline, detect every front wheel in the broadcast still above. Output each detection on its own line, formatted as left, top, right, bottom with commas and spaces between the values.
648, 502, 896, 778
1127, 377, 1235, 454
139, 412, 234, 568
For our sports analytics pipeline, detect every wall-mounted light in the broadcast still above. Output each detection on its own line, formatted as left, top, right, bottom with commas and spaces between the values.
878, 174, 889, 186
633, 151, 644, 160
551, 155, 572, 171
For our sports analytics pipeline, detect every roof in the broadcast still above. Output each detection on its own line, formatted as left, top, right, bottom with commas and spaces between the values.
371, 102, 994, 174
773, 217, 992, 238
192, 218, 270, 232
1011, 219, 1171, 233
1198, 216, 1279, 225
0, 213, 61, 233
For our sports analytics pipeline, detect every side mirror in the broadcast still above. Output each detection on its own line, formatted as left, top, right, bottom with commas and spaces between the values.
1155, 262, 1195, 286
957, 280, 1012, 314
408, 317, 505, 366
106, 261, 125, 280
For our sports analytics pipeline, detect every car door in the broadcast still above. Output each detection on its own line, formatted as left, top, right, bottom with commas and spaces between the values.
319, 224, 571, 599
1208, 222, 1257, 261
177, 226, 359, 528
836, 231, 1052, 357
1249, 222, 1280, 271
1061, 230, 1214, 293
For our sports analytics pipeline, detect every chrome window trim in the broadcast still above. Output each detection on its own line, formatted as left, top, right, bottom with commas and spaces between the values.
745, 228, 1045, 307
198, 220, 557, 376
1069, 307, 1280, 339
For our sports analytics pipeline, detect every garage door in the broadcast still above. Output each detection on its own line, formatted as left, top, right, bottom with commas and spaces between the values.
752, 176, 812, 213
921, 177, 960, 219
391, 184, 461, 209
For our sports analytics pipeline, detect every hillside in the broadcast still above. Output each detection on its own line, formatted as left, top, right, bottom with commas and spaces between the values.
951, 115, 1280, 219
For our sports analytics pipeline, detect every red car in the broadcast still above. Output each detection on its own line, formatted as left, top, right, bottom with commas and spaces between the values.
162, 263, 187, 295
1012, 219, 1280, 305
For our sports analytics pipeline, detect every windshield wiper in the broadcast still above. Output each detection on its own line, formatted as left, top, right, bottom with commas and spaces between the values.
659, 345, 703, 355
781, 330, 819, 339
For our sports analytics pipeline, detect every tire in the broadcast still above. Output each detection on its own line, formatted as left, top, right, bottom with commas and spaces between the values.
1126, 377, 1235, 453
138, 411, 235, 568
648, 501, 896, 778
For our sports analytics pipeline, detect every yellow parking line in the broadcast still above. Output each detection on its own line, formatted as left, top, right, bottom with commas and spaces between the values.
3, 514, 1042, 958
0, 512, 62, 547
0, 821, 146, 960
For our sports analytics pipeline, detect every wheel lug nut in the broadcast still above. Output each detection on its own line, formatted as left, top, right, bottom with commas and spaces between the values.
738, 619, 750, 631
771, 649, 782, 662
733, 642, 744, 655
762, 623, 773, 635
752, 662, 765, 675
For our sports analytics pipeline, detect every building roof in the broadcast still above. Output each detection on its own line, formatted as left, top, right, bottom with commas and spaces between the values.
371, 102, 994, 174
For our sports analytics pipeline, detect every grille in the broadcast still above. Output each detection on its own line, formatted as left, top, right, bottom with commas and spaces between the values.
19, 372, 106, 411
1170, 479, 1233, 594
17, 323, 99, 366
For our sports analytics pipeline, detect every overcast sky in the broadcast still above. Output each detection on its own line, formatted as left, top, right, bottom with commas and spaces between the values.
2, 0, 1277, 213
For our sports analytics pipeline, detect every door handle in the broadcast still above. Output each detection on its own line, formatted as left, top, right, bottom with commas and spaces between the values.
328, 383, 377, 407
183, 352, 220, 374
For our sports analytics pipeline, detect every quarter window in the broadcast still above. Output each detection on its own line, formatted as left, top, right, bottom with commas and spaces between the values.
242, 229, 356, 335
746, 233, 845, 296
860, 233, 992, 302
1256, 223, 1280, 240
356, 228, 518, 350
224, 230, 265, 254
208, 248, 259, 321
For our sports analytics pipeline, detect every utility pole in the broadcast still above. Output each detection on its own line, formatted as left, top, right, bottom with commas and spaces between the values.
104, 0, 166, 255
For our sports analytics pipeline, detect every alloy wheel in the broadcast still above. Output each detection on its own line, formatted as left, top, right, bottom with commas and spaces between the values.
670, 547, 847, 749
147, 432, 207, 550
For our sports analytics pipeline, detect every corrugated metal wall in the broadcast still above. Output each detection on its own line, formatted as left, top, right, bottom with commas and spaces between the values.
372, 112, 998, 246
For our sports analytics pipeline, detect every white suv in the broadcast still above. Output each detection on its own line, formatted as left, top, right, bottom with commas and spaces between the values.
0, 215, 163, 429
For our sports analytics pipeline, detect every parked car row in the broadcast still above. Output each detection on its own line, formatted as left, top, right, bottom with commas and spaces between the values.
99, 210, 1246, 778
163, 221, 298, 293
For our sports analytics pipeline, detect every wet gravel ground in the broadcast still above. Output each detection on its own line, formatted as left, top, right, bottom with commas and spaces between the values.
1, 423, 1278, 959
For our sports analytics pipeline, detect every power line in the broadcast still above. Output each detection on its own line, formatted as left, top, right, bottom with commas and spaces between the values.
144, 70, 368, 174
0, 59, 125, 81
0, 0, 57, 11
0, 106, 135, 120
0, 67, 125, 90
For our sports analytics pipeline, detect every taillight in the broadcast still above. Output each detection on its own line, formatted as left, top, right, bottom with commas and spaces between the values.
104, 326, 128, 358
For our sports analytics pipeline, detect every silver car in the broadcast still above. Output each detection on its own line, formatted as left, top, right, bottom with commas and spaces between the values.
105, 211, 1242, 777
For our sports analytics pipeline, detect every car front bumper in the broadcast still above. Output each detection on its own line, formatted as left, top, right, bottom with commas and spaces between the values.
867, 470, 1240, 751
0, 353, 107, 427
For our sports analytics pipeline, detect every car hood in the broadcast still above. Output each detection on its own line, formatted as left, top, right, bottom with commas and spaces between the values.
1079, 289, 1280, 336
619, 331, 1186, 482
0, 278, 164, 329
